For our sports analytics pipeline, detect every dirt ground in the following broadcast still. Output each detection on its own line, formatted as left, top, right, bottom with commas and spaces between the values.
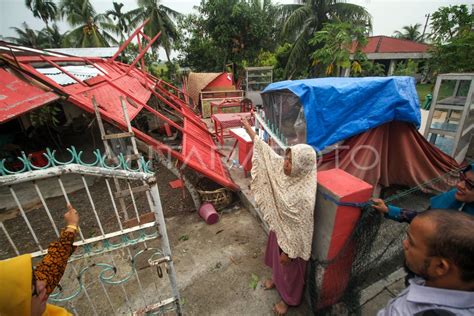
166, 206, 310, 316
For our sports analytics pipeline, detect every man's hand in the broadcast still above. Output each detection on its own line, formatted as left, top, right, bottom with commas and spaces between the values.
371, 198, 388, 214
279, 252, 291, 266
64, 204, 79, 226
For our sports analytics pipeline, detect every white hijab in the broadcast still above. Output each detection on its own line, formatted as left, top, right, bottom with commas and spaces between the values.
251, 136, 317, 260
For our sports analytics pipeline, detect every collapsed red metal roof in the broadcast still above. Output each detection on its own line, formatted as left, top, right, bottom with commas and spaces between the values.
0, 68, 59, 123
0, 22, 238, 190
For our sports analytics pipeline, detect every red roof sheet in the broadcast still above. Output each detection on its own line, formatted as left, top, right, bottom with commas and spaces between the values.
64, 65, 149, 124
351, 36, 430, 54
0, 68, 59, 123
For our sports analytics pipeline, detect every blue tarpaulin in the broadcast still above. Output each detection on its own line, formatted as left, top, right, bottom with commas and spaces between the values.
262, 76, 421, 150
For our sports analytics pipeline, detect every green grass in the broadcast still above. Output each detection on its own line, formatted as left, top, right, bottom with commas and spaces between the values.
416, 83, 432, 105
416, 79, 470, 107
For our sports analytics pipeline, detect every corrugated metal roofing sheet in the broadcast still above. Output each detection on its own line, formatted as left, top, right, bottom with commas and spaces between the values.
0, 68, 59, 123
181, 104, 235, 189
35, 65, 104, 86
67, 65, 149, 123
47, 47, 119, 58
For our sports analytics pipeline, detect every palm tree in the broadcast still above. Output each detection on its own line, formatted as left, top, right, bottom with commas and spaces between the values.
129, 0, 182, 61
8, 22, 66, 49
393, 23, 422, 42
7, 22, 41, 48
281, 0, 371, 77
25, 0, 58, 29
58, 0, 118, 47
38, 23, 66, 48
106, 2, 134, 42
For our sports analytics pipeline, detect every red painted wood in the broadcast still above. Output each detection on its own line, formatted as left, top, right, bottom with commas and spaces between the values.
205, 73, 234, 88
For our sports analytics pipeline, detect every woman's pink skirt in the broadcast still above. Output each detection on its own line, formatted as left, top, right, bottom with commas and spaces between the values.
264, 230, 307, 306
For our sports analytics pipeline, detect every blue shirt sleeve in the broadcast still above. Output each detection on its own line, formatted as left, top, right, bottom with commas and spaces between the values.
385, 205, 418, 223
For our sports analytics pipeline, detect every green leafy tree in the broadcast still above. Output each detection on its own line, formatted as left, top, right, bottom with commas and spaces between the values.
255, 50, 277, 67
356, 60, 385, 77
393, 23, 423, 42
152, 61, 180, 86
201, 0, 279, 66
430, 32, 474, 73
393, 59, 418, 76
429, 5, 472, 43
429, 5, 474, 73
58, 0, 117, 47
25, 0, 57, 29
273, 43, 301, 80
119, 42, 157, 65
348, 58, 386, 77
175, 14, 221, 71
282, 0, 371, 77
177, 0, 280, 71
30, 104, 61, 127
28, 104, 64, 149
128, 0, 182, 61
310, 21, 367, 76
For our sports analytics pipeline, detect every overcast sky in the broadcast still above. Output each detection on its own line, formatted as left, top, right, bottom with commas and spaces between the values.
0, 0, 471, 44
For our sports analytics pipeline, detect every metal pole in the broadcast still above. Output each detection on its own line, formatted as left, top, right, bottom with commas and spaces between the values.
105, 178, 124, 231
81, 176, 105, 235
421, 13, 430, 42
9, 186, 43, 252
57, 177, 86, 241
127, 180, 141, 224
70, 264, 99, 316
148, 182, 182, 315
34, 182, 60, 237
0, 222, 20, 255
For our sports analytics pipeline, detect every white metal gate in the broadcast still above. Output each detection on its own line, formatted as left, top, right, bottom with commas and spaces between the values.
0, 149, 181, 315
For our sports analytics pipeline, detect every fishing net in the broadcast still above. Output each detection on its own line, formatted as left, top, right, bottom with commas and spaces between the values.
306, 188, 432, 315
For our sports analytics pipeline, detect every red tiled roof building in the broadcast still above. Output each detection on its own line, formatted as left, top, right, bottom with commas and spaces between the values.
347, 36, 431, 76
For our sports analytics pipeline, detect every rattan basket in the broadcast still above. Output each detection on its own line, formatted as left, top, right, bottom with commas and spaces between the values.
197, 187, 232, 210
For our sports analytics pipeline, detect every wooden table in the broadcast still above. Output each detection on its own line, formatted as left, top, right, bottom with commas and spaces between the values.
210, 99, 243, 115
211, 112, 253, 145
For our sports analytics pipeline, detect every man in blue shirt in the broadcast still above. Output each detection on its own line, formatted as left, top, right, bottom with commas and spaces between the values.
372, 164, 474, 221
377, 210, 474, 315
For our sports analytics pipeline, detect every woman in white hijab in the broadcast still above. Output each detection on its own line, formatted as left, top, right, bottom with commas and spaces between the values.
241, 118, 317, 315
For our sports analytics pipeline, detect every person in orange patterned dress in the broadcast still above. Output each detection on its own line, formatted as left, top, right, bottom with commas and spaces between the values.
0, 205, 79, 316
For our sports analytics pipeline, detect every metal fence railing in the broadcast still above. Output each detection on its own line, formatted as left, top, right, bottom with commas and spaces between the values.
0, 156, 182, 315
